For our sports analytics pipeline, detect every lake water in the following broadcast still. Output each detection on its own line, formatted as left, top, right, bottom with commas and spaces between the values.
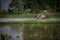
0, 25, 24, 40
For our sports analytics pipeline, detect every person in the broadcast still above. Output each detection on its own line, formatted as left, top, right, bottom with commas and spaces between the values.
43, 9, 49, 18
37, 14, 41, 19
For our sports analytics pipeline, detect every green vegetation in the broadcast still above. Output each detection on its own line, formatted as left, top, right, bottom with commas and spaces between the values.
1, 34, 8, 40
0, 13, 60, 18
0, 21, 60, 25
0, 14, 37, 18
8, 0, 60, 13
0, 22, 60, 40
1, 0, 60, 18
24, 23, 60, 40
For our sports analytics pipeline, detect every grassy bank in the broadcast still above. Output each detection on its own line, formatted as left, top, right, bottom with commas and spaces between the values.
0, 13, 60, 18
0, 22, 60, 25
0, 22, 60, 40
0, 14, 37, 18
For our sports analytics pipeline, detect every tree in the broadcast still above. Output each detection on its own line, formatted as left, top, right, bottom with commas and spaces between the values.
8, 0, 19, 13
8, 0, 60, 14
9, 0, 24, 14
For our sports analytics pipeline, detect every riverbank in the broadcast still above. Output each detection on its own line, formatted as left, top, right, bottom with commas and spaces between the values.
0, 22, 60, 25
0, 13, 60, 18
0, 22, 60, 40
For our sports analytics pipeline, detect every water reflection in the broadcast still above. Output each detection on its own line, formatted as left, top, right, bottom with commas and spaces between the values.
0, 26, 24, 40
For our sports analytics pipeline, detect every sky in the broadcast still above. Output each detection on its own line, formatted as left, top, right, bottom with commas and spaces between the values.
1, 0, 12, 10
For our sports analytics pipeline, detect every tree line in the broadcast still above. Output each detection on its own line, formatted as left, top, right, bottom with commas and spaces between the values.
0, 0, 60, 14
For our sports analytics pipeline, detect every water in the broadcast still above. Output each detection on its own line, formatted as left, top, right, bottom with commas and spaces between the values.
0, 18, 60, 22
0, 26, 24, 40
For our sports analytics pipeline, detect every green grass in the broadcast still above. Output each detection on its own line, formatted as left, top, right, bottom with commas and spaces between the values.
0, 13, 60, 18
0, 22, 60, 26
0, 14, 37, 18
0, 22, 60, 40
